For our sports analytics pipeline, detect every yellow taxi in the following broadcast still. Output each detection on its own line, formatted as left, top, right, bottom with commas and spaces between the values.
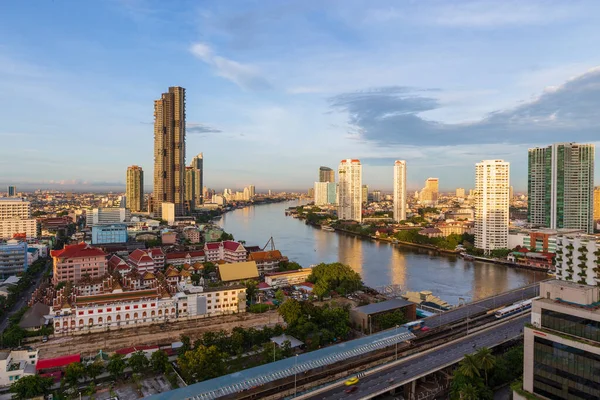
344, 376, 359, 386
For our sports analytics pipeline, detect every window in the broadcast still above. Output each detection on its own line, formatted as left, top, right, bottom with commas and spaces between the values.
134, 305, 138, 309
125, 306, 130, 310
98, 309, 103, 313
116, 307, 121, 311
88, 310, 93, 314
78, 311, 83, 316
107, 308, 112, 312
142, 304, 147, 308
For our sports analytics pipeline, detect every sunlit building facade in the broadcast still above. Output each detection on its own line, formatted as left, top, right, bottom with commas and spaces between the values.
338, 159, 362, 222
393, 160, 407, 222
475, 160, 510, 254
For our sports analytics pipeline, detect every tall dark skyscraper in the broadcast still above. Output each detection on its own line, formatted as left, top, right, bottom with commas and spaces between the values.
7, 186, 16, 197
319, 166, 335, 183
191, 153, 203, 206
153, 86, 186, 216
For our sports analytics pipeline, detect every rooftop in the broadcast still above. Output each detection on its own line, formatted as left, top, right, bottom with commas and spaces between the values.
218, 261, 259, 282
50, 243, 106, 259
353, 298, 415, 315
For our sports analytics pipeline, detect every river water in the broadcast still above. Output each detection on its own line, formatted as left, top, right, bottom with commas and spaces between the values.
218, 200, 546, 305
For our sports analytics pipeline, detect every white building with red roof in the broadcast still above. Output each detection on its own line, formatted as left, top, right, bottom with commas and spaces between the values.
50, 243, 107, 285
147, 248, 165, 269
127, 249, 156, 274
165, 250, 206, 267
203, 241, 247, 263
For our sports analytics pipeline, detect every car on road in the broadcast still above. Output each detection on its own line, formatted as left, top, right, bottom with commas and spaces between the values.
42, 335, 48, 343
344, 377, 359, 386
345, 386, 359, 394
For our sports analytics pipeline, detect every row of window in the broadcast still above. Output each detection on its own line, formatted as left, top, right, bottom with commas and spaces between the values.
541, 309, 600, 343
77, 302, 158, 315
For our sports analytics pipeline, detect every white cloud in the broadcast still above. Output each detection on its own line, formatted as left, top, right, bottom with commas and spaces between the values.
189, 42, 270, 90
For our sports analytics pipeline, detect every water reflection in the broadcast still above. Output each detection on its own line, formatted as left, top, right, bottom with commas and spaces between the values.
218, 201, 545, 305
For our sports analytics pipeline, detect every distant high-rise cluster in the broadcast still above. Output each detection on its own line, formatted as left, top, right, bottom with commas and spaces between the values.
393, 160, 407, 222
152, 86, 186, 217
528, 143, 595, 233
126, 165, 144, 212
455, 188, 465, 198
337, 159, 362, 222
319, 166, 335, 183
474, 160, 510, 254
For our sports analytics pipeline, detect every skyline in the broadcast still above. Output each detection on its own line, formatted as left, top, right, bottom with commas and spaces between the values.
2, 1, 600, 191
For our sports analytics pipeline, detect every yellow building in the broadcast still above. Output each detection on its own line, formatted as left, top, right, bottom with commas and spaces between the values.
594, 186, 600, 220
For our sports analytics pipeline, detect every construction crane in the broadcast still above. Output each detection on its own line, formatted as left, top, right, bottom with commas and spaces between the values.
262, 236, 276, 251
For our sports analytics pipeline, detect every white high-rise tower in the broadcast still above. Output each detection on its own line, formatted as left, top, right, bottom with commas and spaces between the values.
337, 159, 362, 222
475, 160, 510, 254
393, 160, 406, 222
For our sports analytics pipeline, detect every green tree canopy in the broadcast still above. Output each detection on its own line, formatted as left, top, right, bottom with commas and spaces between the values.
307, 262, 362, 298
63, 362, 85, 388
128, 351, 150, 374
151, 350, 170, 374
278, 299, 302, 325
106, 353, 126, 381
9, 375, 54, 399
178, 345, 226, 383
85, 360, 104, 382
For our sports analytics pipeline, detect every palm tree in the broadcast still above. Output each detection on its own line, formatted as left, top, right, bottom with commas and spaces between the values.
459, 383, 479, 400
458, 354, 481, 379
475, 347, 496, 385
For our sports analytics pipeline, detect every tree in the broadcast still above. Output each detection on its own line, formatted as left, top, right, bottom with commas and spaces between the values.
1, 325, 26, 348
308, 262, 362, 297
220, 232, 234, 241
202, 262, 217, 279
372, 310, 407, 331
107, 353, 126, 381
274, 289, 285, 303
128, 351, 149, 374
458, 354, 481, 379
63, 362, 85, 388
243, 280, 258, 303
278, 261, 302, 272
475, 347, 496, 386
151, 350, 170, 374
459, 383, 479, 400
9, 375, 54, 399
85, 360, 104, 382
178, 345, 226, 383
278, 299, 302, 325
179, 335, 192, 355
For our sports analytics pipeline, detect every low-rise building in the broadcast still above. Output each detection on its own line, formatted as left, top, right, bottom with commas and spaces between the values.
182, 227, 202, 244
204, 241, 247, 263
0, 240, 28, 278
50, 243, 108, 285
515, 280, 600, 400
165, 250, 206, 267
264, 268, 313, 287
350, 298, 417, 333
0, 348, 38, 386
19, 303, 51, 331
91, 224, 128, 245
161, 231, 177, 245
148, 248, 165, 269
248, 250, 288, 274
127, 249, 156, 273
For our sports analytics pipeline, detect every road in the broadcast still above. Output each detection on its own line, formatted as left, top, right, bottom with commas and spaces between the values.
423, 283, 539, 329
0, 259, 50, 333
302, 314, 528, 400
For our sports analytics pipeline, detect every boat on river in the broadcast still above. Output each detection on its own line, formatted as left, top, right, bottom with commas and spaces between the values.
321, 226, 335, 232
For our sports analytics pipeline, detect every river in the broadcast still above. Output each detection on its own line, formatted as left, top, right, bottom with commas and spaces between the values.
218, 200, 546, 305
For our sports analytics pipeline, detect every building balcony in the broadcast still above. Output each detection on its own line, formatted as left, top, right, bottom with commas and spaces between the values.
577, 246, 588, 253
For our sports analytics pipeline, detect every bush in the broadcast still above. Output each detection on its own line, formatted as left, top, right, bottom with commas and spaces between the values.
248, 304, 271, 313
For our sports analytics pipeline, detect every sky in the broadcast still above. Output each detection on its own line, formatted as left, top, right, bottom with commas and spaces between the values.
1, 0, 600, 193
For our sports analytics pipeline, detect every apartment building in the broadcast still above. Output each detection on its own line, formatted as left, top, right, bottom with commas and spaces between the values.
0, 240, 28, 278
554, 234, 600, 286
475, 160, 510, 253
203, 241, 247, 263
50, 243, 108, 285
0, 198, 37, 239
338, 159, 362, 222
248, 250, 289, 274
515, 280, 599, 400
0, 348, 38, 386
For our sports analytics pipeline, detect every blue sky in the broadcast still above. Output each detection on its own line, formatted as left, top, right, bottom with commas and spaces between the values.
1, 0, 600, 193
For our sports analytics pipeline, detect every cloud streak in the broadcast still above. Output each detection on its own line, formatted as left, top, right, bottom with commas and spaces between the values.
186, 123, 222, 134
190, 42, 271, 91
329, 68, 600, 146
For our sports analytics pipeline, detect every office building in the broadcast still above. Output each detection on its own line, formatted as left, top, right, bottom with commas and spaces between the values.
126, 165, 144, 212
0, 198, 37, 239
51, 243, 108, 285
594, 186, 600, 221
474, 160, 510, 253
314, 182, 328, 206
91, 224, 128, 245
554, 233, 600, 285
0, 240, 28, 278
190, 153, 203, 206
161, 202, 176, 225
319, 166, 335, 183
456, 188, 465, 198
420, 178, 439, 206
393, 160, 407, 222
248, 185, 255, 199
338, 159, 362, 222
6, 186, 16, 197
184, 166, 195, 212
153, 86, 186, 217
86, 208, 130, 226
528, 143, 595, 233
362, 185, 369, 205
372, 190, 382, 202
516, 280, 599, 400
